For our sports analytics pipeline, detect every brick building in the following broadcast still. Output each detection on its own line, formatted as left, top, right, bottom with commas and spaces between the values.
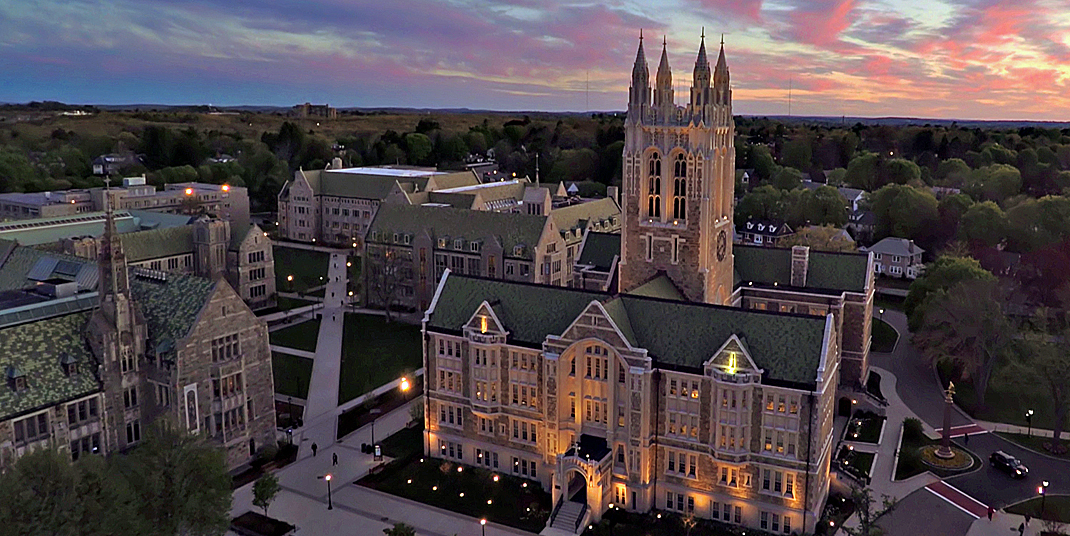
421, 35, 875, 535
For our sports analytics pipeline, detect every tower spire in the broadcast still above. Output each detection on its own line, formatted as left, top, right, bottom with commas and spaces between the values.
99, 176, 130, 301
655, 36, 673, 108
630, 31, 650, 110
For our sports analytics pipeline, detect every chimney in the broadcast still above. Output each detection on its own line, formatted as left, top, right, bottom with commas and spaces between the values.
791, 245, 810, 287
607, 186, 620, 205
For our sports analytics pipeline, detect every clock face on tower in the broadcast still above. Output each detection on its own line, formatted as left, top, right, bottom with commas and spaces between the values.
716, 230, 727, 261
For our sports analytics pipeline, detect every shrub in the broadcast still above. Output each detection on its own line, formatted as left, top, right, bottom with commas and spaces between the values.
903, 418, 924, 442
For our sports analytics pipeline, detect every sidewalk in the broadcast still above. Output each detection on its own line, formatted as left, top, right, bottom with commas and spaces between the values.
966, 512, 1046, 536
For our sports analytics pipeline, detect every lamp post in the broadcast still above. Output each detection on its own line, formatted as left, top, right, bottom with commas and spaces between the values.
608, 503, 615, 536
480, 518, 487, 536
370, 408, 383, 460
1026, 409, 1034, 437
324, 474, 333, 510
879, 308, 885, 323
1040, 480, 1049, 518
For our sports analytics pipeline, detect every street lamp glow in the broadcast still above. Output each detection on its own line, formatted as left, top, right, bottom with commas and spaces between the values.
184, 188, 193, 195
346, 262, 352, 267
481, 519, 487, 526
400, 377, 411, 391
221, 184, 230, 192
492, 475, 499, 482
287, 275, 293, 282
324, 474, 332, 481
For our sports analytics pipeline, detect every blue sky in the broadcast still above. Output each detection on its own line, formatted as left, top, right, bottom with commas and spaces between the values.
2, 0, 1069, 119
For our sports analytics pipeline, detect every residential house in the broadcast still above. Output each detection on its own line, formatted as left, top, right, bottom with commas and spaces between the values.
866, 237, 925, 279
737, 219, 794, 247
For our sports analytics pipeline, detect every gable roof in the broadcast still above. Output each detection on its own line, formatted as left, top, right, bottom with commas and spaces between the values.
120, 226, 194, 262
867, 237, 924, 256
550, 198, 621, 235
130, 271, 216, 351
426, 274, 829, 386
367, 204, 549, 260
0, 310, 99, 421
734, 245, 870, 293
739, 219, 794, 237
575, 232, 621, 271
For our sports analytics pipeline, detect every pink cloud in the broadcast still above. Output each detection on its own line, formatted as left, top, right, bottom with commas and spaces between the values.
787, 0, 859, 47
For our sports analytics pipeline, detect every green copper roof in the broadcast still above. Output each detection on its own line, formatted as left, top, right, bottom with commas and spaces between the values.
0, 311, 100, 421
428, 274, 829, 385
626, 274, 685, 301
368, 204, 548, 260
120, 226, 194, 262
576, 232, 620, 271
130, 273, 216, 350
733, 245, 870, 293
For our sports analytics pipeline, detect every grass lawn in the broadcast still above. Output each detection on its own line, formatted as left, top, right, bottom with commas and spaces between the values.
1005, 495, 1070, 523
837, 445, 876, 482
271, 352, 313, 399
845, 411, 885, 444
274, 246, 330, 294
378, 426, 421, 458
996, 432, 1070, 459
871, 317, 899, 353
338, 313, 422, 404
268, 318, 321, 353
359, 454, 551, 533
938, 362, 1070, 431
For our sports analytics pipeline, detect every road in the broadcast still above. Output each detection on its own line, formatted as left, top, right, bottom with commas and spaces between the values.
870, 309, 1070, 513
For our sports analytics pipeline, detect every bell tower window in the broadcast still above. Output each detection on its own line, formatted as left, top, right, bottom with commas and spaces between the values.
647, 153, 662, 218
673, 154, 687, 219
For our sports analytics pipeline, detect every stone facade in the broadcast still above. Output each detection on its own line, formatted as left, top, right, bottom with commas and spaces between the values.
618, 35, 735, 305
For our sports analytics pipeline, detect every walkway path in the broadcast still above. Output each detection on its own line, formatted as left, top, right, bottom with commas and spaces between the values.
295, 252, 350, 458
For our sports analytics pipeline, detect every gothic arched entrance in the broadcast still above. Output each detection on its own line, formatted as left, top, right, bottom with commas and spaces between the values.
566, 469, 587, 504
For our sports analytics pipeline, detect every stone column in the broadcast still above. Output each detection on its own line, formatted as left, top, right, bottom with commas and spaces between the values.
936, 382, 956, 459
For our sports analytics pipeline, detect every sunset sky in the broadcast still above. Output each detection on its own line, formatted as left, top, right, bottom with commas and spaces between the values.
2, 0, 1069, 120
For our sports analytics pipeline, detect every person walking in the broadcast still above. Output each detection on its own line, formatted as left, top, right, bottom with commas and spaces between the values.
1025, 514, 1031, 527
332, 452, 338, 466
963, 432, 969, 446
987, 506, 993, 521
311, 442, 318, 457
1019, 522, 1026, 536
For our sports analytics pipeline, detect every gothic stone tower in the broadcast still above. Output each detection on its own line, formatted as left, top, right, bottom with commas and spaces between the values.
89, 188, 148, 451
618, 33, 735, 305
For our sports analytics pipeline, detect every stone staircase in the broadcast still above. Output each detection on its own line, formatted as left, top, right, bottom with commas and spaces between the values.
544, 501, 587, 535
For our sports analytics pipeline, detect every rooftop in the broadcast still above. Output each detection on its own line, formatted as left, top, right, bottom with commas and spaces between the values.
327, 167, 444, 178
427, 274, 829, 387
734, 245, 871, 293
368, 204, 548, 260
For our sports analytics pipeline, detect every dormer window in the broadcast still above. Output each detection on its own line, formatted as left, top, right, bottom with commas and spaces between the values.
438, 238, 447, 248
454, 239, 464, 249
403, 234, 412, 245
470, 242, 480, 252
6, 365, 26, 392
513, 245, 524, 256
60, 353, 80, 376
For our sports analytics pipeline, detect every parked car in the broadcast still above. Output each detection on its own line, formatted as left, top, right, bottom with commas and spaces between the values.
990, 451, 1028, 478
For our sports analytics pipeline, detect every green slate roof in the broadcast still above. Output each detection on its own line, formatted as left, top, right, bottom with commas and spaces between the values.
428, 275, 607, 344
0, 311, 99, 421
576, 232, 620, 271
428, 274, 829, 386
427, 192, 477, 208
0, 211, 139, 246
130, 273, 216, 351
734, 245, 870, 293
368, 204, 548, 260
120, 226, 194, 262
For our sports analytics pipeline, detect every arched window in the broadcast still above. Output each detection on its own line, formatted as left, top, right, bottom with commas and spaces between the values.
647, 153, 662, 218
673, 154, 687, 219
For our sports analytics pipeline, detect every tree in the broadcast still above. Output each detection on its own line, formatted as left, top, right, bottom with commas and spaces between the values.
841, 485, 897, 536
882, 158, 921, 186
904, 256, 994, 331
123, 418, 232, 536
844, 153, 879, 190
868, 184, 939, 243
912, 279, 1012, 409
751, 145, 778, 181
959, 201, 1007, 247
735, 185, 783, 222
781, 138, 812, 170
404, 133, 433, 165
965, 164, 1022, 202
780, 225, 857, 252
0, 448, 79, 536
384, 523, 417, 536
805, 185, 849, 227
367, 246, 409, 322
70, 455, 142, 536
252, 474, 281, 517
772, 167, 804, 191
935, 158, 971, 187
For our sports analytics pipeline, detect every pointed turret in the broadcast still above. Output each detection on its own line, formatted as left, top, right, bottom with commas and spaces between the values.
629, 31, 650, 110
714, 37, 730, 106
691, 30, 712, 109
654, 36, 674, 110
98, 181, 130, 301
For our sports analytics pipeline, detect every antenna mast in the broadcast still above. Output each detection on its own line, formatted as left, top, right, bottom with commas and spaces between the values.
788, 77, 793, 117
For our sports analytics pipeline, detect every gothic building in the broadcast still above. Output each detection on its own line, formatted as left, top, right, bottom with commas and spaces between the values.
421, 35, 875, 535
0, 198, 276, 470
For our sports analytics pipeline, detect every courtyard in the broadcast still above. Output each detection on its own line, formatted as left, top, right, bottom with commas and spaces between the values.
338, 313, 422, 404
